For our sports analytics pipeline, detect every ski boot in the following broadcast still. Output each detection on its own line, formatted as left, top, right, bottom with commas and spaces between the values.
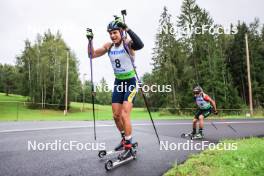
114, 138, 125, 151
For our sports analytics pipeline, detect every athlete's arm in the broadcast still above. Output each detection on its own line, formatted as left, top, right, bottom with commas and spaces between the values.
89, 42, 111, 58
114, 17, 144, 50
123, 38, 135, 56
126, 28, 144, 50
204, 94, 217, 112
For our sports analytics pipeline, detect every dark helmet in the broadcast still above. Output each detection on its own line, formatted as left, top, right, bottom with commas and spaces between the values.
107, 20, 120, 32
193, 86, 203, 93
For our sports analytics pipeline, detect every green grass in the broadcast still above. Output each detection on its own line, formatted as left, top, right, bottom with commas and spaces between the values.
0, 93, 179, 121
164, 137, 264, 176
0, 93, 263, 121
0, 93, 27, 101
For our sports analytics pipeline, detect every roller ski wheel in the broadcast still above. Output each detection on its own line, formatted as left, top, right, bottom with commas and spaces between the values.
98, 149, 119, 159
98, 150, 107, 158
105, 149, 137, 171
132, 150, 137, 159
181, 133, 193, 139
105, 160, 113, 171
131, 148, 137, 159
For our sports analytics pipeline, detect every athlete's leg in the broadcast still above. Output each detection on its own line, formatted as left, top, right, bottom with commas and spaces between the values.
112, 103, 126, 151
118, 101, 135, 160
122, 77, 136, 137
192, 118, 198, 134
112, 78, 125, 133
193, 109, 200, 134
198, 114, 205, 134
121, 101, 133, 137
112, 103, 124, 132
121, 77, 137, 152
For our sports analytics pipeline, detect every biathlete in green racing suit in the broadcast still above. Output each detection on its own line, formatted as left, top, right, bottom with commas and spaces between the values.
86, 17, 144, 159
192, 86, 218, 138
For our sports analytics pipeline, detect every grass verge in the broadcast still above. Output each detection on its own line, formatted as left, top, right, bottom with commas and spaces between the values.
0, 93, 263, 121
164, 137, 264, 176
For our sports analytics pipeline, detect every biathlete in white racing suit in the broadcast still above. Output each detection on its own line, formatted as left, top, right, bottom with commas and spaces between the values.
86, 16, 144, 159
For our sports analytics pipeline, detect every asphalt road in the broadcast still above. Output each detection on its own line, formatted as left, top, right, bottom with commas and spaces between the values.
0, 119, 264, 176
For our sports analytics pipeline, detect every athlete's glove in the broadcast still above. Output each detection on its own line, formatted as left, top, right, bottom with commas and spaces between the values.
91, 92, 96, 97
114, 16, 127, 29
86, 28, 93, 40
213, 110, 218, 115
137, 80, 143, 88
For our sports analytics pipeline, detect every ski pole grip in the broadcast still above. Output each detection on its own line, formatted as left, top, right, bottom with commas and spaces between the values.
86, 28, 92, 32
121, 9, 127, 16
86, 28, 93, 40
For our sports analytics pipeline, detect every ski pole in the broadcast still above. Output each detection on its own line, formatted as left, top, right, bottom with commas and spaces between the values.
217, 111, 238, 134
211, 111, 217, 129
86, 28, 97, 140
213, 107, 238, 134
228, 124, 238, 133
211, 121, 218, 130
120, 10, 161, 144
121, 10, 127, 37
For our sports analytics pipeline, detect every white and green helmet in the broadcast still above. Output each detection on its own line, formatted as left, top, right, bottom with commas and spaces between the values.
107, 20, 120, 32
193, 86, 203, 93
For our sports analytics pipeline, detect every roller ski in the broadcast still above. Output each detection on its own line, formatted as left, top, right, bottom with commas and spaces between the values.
181, 132, 204, 140
104, 145, 137, 171
104, 139, 138, 171
98, 140, 138, 159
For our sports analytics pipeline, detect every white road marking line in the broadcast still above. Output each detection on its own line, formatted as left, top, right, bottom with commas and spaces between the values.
0, 120, 264, 133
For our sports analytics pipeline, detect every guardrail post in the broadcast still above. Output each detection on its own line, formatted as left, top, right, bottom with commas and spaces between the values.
16, 101, 19, 121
